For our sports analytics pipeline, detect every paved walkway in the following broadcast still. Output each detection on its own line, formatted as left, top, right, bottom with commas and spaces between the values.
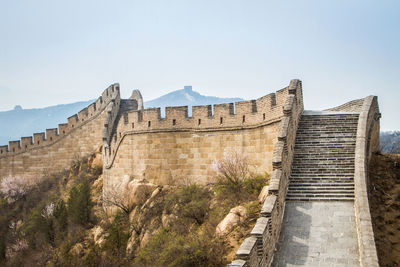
272, 201, 360, 267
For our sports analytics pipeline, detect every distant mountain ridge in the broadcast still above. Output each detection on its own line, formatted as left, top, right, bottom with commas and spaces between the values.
145, 86, 243, 116
0, 100, 95, 146
0, 86, 243, 145
380, 131, 400, 153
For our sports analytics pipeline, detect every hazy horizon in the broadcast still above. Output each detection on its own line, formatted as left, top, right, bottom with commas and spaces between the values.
1, 1, 399, 130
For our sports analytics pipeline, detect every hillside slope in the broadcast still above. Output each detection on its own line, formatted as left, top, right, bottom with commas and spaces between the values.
369, 153, 400, 266
0, 151, 267, 266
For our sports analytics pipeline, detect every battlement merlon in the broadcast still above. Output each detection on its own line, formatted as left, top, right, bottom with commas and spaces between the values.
21, 137, 33, 149
109, 82, 300, 135
166, 106, 189, 119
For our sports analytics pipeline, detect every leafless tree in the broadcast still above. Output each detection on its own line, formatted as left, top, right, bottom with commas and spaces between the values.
0, 175, 39, 203
102, 184, 133, 214
212, 149, 250, 185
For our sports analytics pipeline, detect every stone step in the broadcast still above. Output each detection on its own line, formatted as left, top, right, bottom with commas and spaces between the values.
286, 197, 355, 201
293, 156, 355, 159
293, 155, 355, 159
290, 177, 354, 181
295, 138, 356, 142
286, 193, 354, 198
291, 168, 354, 172
300, 114, 359, 118
292, 162, 354, 166
291, 168, 354, 173
296, 129, 357, 133
289, 183, 354, 187
290, 173, 354, 176
289, 182, 354, 190
294, 145, 356, 148
292, 162, 355, 166
288, 113, 358, 200
297, 124, 358, 128
288, 188, 354, 193
294, 144, 356, 148
295, 138, 356, 143
290, 182, 354, 186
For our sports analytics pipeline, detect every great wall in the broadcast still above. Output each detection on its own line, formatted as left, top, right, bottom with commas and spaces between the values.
0, 80, 381, 266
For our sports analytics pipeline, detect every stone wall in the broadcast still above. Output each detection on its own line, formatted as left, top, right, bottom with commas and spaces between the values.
102, 83, 297, 188
229, 79, 304, 267
0, 84, 120, 179
324, 98, 364, 113
354, 96, 380, 267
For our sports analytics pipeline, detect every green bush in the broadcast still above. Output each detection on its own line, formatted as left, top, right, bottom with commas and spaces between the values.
166, 184, 211, 226
242, 174, 269, 195
67, 181, 93, 226
92, 165, 103, 177
103, 212, 130, 261
84, 243, 101, 267
0, 234, 5, 261
54, 199, 68, 231
24, 207, 53, 247
134, 228, 226, 267
216, 174, 269, 205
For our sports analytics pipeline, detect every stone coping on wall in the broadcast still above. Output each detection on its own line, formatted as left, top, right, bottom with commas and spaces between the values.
354, 96, 380, 267
303, 110, 360, 115
228, 79, 304, 266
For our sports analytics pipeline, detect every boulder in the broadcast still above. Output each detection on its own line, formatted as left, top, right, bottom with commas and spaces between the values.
91, 226, 106, 247
126, 230, 140, 255
70, 243, 84, 256
126, 179, 157, 208
216, 206, 247, 236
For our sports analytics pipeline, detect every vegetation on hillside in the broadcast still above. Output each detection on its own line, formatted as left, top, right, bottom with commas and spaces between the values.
0, 150, 269, 266
369, 152, 400, 267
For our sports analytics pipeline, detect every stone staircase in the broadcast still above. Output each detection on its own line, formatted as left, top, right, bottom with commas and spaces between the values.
287, 112, 359, 201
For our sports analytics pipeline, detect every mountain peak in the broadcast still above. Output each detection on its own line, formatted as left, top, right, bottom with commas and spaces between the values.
144, 86, 244, 116
183, 86, 192, 92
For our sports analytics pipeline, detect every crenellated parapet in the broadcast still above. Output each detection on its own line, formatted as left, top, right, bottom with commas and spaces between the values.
229, 79, 304, 266
0, 84, 119, 158
102, 85, 291, 169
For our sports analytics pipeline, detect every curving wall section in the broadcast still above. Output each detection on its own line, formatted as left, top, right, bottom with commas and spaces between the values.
354, 96, 380, 267
102, 82, 300, 188
0, 84, 120, 179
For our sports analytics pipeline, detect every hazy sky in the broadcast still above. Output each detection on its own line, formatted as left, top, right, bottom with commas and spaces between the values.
0, 0, 399, 130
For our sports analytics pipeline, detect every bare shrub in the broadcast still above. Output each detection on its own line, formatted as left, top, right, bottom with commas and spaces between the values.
103, 184, 133, 214
213, 150, 250, 186
213, 150, 269, 203
0, 175, 39, 203
41, 202, 55, 219
5, 239, 28, 259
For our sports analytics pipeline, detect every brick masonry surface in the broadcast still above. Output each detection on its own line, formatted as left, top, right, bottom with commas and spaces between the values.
272, 202, 360, 267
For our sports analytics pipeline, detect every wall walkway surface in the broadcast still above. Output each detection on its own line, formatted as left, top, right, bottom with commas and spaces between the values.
229, 93, 380, 267
272, 202, 360, 266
